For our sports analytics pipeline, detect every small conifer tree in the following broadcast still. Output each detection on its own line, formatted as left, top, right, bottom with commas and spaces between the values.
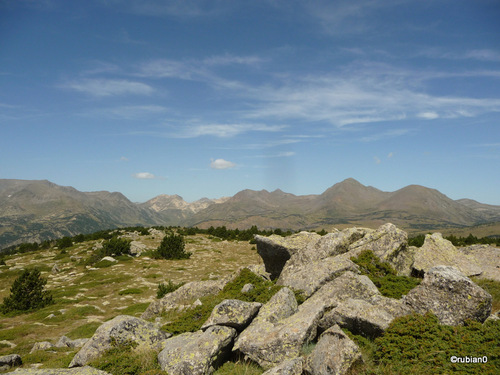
153, 233, 191, 260
1, 268, 54, 313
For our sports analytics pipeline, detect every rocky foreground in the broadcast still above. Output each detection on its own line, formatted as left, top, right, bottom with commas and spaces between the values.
3, 223, 499, 374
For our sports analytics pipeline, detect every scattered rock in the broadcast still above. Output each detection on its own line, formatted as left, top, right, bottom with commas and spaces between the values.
30, 341, 54, 354
55, 336, 89, 349
100, 256, 117, 263
412, 233, 483, 277
404, 266, 492, 325
51, 264, 60, 274
0, 354, 22, 371
304, 325, 363, 375
9, 366, 112, 374
69, 315, 171, 367
158, 325, 236, 375
201, 299, 262, 332
241, 283, 254, 293
129, 241, 147, 256
0, 340, 16, 348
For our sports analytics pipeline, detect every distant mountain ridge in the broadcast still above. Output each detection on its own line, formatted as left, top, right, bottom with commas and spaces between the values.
1, 178, 500, 250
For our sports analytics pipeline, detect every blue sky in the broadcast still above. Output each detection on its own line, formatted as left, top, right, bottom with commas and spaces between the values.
1, 0, 499, 204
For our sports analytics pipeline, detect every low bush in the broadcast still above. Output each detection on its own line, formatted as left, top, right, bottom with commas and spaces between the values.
350, 250, 421, 299
157, 280, 184, 299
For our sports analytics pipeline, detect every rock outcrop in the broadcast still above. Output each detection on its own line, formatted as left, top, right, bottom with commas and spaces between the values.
458, 244, 500, 281
69, 315, 171, 368
262, 358, 304, 375
403, 266, 492, 325
141, 279, 229, 319
411, 233, 483, 277
157, 325, 236, 375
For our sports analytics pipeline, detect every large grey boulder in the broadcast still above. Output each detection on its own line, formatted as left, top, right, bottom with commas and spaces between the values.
157, 325, 236, 375
141, 279, 228, 319
0, 354, 21, 372
234, 288, 324, 369
347, 223, 409, 274
458, 244, 500, 281
256, 232, 322, 279
403, 266, 492, 325
412, 233, 483, 277
322, 296, 413, 338
304, 325, 362, 375
9, 367, 111, 375
201, 299, 262, 331
262, 357, 304, 375
277, 256, 359, 298
56, 336, 89, 349
30, 341, 54, 353
69, 315, 171, 367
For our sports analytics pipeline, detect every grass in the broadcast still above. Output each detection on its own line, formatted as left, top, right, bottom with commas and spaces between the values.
472, 277, 500, 313
66, 322, 101, 339
214, 360, 264, 375
118, 288, 144, 296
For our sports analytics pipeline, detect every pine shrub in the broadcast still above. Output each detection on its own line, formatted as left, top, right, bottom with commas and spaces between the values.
0, 268, 54, 313
153, 233, 191, 260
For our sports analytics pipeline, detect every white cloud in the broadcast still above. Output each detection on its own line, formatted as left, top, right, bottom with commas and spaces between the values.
418, 111, 439, 120
120, 156, 129, 161
360, 129, 411, 142
210, 158, 236, 169
174, 123, 286, 138
374, 156, 381, 164
132, 172, 156, 179
387, 152, 394, 159
64, 79, 154, 97
89, 105, 169, 120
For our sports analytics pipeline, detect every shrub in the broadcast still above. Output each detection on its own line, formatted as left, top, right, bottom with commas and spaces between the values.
374, 312, 500, 374
157, 280, 184, 299
100, 237, 131, 257
56, 236, 73, 249
351, 250, 420, 299
0, 268, 54, 313
153, 233, 191, 260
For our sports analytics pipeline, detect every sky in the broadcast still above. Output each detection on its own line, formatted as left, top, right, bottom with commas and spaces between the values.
1, 0, 499, 205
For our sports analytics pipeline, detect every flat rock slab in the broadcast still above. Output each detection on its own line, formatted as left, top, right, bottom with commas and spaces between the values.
158, 325, 236, 375
458, 245, 500, 282
9, 367, 111, 375
404, 265, 492, 325
201, 299, 262, 331
69, 315, 171, 367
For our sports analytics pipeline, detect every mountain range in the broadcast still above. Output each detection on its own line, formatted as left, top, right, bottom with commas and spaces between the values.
1, 178, 499, 250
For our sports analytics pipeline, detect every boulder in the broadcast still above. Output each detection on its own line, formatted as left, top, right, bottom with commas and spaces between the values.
348, 223, 409, 274
129, 240, 147, 256
304, 325, 362, 375
262, 357, 304, 375
458, 245, 500, 281
55, 336, 89, 349
69, 315, 171, 367
403, 266, 492, 325
322, 296, 412, 338
30, 341, 54, 353
241, 283, 255, 293
51, 264, 60, 274
9, 367, 111, 374
201, 299, 262, 331
100, 256, 117, 263
157, 325, 236, 375
141, 279, 228, 319
411, 233, 482, 277
234, 288, 324, 369
255, 232, 321, 279
0, 354, 21, 371
277, 256, 359, 298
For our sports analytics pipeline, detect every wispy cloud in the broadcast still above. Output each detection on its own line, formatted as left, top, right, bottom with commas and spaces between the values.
361, 129, 411, 142
63, 79, 154, 97
86, 105, 169, 120
173, 123, 286, 138
210, 158, 236, 169
132, 172, 156, 179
